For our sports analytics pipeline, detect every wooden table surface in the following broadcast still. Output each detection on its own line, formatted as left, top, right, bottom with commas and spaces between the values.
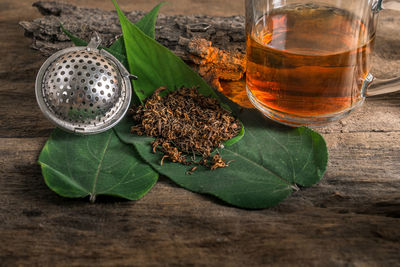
1, 1, 399, 266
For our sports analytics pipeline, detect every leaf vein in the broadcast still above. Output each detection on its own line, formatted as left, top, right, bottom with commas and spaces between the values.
98, 161, 139, 193
91, 132, 113, 198
40, 163, 88, 194
224, 148, 292, 186
264, 130, 296, 182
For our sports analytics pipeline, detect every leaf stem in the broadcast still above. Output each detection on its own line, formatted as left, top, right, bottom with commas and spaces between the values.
90, 194, 96, 203
291, 184, 300, 191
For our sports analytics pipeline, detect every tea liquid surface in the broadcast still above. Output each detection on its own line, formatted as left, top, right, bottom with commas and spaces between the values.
246, 4, 374, 116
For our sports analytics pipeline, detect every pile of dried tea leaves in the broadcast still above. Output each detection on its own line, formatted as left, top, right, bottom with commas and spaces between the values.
130, 86, 241, 170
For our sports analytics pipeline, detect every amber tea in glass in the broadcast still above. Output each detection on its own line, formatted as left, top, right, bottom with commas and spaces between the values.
246, 0, 400, 126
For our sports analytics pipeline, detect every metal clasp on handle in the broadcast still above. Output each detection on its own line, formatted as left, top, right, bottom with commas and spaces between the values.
87, 32, 102, 50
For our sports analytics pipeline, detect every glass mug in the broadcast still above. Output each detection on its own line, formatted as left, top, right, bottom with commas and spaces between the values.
245, 0, 400, 126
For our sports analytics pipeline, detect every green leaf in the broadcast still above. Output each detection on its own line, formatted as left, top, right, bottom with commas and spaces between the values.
109, 36, 125, 52
109, 2, 164, 49
39, 129, 158, 202
113, 0, 219, 102
134, 2, 165, 39
116, 108, 328, 209
106, 2, 164, 67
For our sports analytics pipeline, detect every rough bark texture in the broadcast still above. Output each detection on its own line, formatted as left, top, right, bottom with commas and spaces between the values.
19, 1, 246, 89
1, 1, 400, 266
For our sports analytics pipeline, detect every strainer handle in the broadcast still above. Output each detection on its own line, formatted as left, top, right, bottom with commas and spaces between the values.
87, 32, 102, 50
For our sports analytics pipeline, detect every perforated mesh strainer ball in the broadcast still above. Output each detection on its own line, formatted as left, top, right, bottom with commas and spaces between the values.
35, 33, 136, 135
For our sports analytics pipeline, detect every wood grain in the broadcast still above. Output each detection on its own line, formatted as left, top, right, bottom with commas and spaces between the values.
1, 1, 400, 266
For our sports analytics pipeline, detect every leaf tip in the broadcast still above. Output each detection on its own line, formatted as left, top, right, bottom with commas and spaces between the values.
112, 0, 123, 15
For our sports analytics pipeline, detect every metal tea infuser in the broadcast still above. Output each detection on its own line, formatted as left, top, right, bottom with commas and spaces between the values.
35, 32, 137, 135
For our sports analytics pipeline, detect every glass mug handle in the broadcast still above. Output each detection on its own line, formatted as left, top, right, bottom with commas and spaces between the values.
367, 0, 400, 96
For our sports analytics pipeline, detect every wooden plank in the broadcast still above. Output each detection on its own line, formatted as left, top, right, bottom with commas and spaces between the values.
0, 132, 399, 266
0, 2, 53, 138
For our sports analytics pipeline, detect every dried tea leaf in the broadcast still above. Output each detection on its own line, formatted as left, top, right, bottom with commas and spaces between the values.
131, 86, 242, 168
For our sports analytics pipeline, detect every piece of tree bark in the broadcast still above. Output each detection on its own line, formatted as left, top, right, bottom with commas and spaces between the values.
19, 1, 246, 91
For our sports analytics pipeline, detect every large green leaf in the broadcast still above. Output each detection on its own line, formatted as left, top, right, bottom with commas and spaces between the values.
116, 105, 328, 209
39, 129, 158, 202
